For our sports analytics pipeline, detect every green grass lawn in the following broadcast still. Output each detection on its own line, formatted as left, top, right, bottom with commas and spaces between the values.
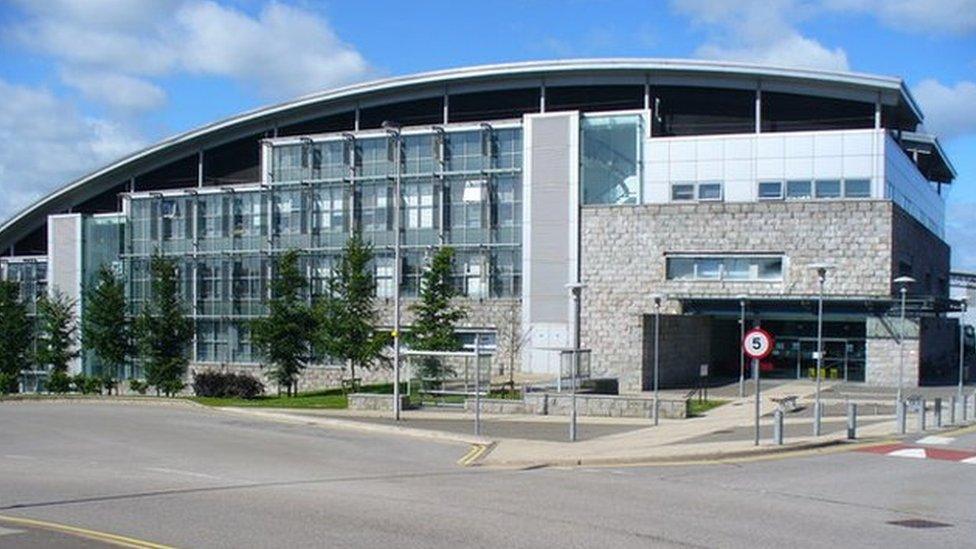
688, 398, 729, 417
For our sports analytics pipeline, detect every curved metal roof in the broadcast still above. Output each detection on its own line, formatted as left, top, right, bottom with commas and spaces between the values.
0, 58, 925, 251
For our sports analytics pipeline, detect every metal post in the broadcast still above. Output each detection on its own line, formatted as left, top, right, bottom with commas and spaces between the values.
847, 402, 857, 440
653, 295, 662, 426
773, 409, 783, 445
898, 399, 907, 434
814, 269, 825, 436
474, 335, 482, 437
934, 397, 942, 428
959, 298, 967, 409
918, 398, 926, 432
569, 284, 582, 442
753, 357, 760, 446
893, 278, 915, 412
387, 125, 403, 422
950, 396, 957, 425
738, 296, 746, 398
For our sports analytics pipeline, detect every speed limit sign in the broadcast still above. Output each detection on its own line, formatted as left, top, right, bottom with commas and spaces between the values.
743, 328, 774, 360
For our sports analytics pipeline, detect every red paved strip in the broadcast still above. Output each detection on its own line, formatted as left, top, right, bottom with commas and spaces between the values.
855, 443, 976, 462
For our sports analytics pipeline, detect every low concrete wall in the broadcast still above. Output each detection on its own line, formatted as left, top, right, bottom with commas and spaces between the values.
462, 398, 528, 415
347, 393, 411, 411
461, 393, 688, 419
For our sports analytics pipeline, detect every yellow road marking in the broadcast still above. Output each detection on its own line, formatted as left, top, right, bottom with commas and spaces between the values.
457, 443, 492, 466
0, 514, 174, 549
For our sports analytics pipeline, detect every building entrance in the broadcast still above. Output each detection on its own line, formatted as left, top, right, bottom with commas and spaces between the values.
770, 337, 865, 382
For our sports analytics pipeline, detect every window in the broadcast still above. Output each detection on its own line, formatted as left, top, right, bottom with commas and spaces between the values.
375, 257, 394, 298
786, 180, 812, 199
665, 255, 785, 281
580, 114, 641, 205
815, 179, 841, 198
758, 181, 783, 200
844, 179, 871, 198
698, 183, 723, 201
671, 184, 695, 201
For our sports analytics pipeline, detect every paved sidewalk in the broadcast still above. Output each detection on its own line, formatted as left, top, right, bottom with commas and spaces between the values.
219, 379, 976, 468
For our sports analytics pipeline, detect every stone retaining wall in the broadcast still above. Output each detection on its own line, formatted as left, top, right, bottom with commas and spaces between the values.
347, 393, 411, 411
464, 393, 687, 419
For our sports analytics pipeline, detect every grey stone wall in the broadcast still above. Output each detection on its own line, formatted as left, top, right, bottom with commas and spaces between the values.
582, 200, 897, 393
891, 205, 951, 298
347, 393, 411, 411
524, 392, 688, 419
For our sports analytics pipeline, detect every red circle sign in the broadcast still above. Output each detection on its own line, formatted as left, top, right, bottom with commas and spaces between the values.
743, 328, 774, 359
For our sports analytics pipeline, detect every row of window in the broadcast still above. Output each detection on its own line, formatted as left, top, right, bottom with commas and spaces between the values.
669, 179, 873, 202
270, 127, 522, 183
665, 255, 784, 282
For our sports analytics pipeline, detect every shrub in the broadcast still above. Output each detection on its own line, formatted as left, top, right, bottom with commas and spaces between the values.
72, 374, 100, 395
128, 379, 148, 395
48, 371, 71, 394
0, 372, 15, 395
100, 374, 118, 395
192, 370, 265, 399
159, 378, 186, 396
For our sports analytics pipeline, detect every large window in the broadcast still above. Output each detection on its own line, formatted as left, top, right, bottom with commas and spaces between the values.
666, 255, 784, 282
580, 114, 641, 205
671, 182, 724, 202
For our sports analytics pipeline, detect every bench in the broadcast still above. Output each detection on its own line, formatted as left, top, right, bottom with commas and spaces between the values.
771, 395, 799, 412
340, 377, 362, 394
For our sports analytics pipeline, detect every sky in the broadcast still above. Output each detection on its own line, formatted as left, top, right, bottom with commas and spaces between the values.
0, 0, 974, 267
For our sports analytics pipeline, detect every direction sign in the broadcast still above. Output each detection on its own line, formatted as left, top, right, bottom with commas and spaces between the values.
743, 328, 774, 360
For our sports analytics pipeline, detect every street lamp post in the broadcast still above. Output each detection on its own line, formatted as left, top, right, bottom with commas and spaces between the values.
652, 294, 665, 426
737, 295, 747, 398
959, 297, 968, 409
384, 122, 403, 422
566, 282, 585, 442
894, 275, 915, 433
809, 264, 831, 437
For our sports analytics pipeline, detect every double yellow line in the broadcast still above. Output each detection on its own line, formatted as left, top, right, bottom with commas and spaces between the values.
457, 443, 492, 466
0, 514, 174, 548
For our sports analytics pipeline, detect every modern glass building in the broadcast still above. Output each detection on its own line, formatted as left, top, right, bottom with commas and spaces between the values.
0, 59, 962, 391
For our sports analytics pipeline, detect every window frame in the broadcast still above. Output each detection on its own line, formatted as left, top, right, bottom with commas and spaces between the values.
757, 181, 784, 200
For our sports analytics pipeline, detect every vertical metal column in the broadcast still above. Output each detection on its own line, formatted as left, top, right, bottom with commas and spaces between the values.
753, 357, 761, 446
773, 409, 783, 445
814, 268, 825, 436
386, 125, 403, 422
653, 296, 662, 426
934, 397, 942, 428
847, 402, 857, 439
738, 297, 746, 398
474, 335, 482, 437
959, 298, 967, 410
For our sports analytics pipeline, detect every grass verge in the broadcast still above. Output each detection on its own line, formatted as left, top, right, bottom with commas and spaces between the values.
688, 398, 729, 417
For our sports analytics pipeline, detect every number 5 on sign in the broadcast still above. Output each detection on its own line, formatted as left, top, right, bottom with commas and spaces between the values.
743, 328, 774, 360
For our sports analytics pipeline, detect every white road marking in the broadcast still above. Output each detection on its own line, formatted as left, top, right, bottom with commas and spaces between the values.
916, 436, 954, 445
144, 466, 220, 479
961, 457, 976, 465
887, 448, 927, 459
0, 526, 24, 537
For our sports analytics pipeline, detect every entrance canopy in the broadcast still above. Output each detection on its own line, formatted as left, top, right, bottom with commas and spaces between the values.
678, 295, 962, 320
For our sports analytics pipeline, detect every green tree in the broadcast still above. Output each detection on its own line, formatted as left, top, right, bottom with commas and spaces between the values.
407, 247, 467, 381
252, 250, 316, 396
35, 288, 79, 376
315, 234, 388, 387
135, 254, 193, 396
82, 265, 131, 390
0, 281, 30, 393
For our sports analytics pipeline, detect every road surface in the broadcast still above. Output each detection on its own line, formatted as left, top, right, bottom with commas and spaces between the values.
0, 402, 973, 548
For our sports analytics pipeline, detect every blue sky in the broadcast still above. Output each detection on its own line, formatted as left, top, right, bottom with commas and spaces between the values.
0, 0, 974, 266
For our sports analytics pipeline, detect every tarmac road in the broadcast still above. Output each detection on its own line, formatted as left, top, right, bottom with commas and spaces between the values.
0, 402, 973, 548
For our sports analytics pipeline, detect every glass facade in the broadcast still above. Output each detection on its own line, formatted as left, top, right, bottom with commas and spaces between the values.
123, 125, 523, 364
580, 114, 642, 205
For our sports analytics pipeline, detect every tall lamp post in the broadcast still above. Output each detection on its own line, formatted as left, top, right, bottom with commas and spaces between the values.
651, 294, 665, 426
809, 264, 831, 437
737, 294, 747, 398
959, 297, 968, 408
893, 275, 915, 433
384, 121, 403, 421
566, 282, 585, 442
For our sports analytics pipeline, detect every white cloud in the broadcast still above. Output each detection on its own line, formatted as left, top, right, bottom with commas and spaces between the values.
60, 70, 167, 112
6, 0, 372, 111
672, 0, 850, 71
0, 79, 144, 220
824, 0, 976, 36
912, 80, 976, 140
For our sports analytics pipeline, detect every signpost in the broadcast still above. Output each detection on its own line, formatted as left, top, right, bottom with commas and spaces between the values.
743, 327, 774, 446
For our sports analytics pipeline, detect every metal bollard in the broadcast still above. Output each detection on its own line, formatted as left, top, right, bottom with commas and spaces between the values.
950, 396, 957, 425
773, 408, 784, 445
897, 399, 907, 434
918, 398, 927, 432
847, 402, 857, 440
934, 398, 942, 428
